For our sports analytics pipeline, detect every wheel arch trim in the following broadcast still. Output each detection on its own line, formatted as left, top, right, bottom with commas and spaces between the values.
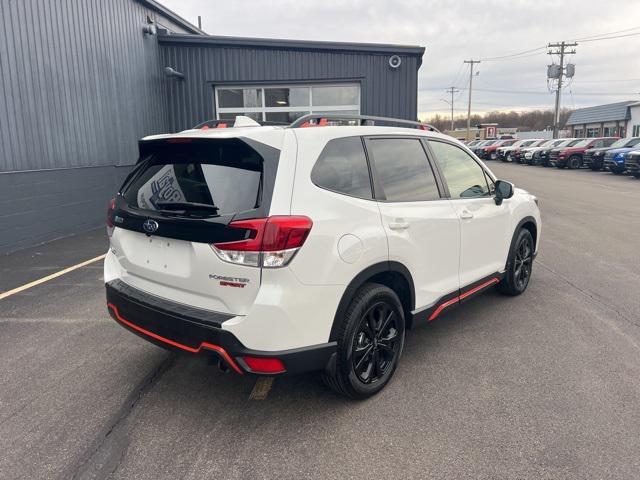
509, 216, 538, 261
328, 261, 415, 342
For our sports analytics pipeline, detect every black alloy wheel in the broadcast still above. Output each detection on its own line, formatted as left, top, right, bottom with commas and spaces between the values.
351, 302, 401, 385
498, 228, 534, 296
322, 283, 405, 399
513, 236, 533, 291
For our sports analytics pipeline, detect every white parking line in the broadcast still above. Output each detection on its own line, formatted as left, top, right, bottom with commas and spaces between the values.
0, 254, 106, 300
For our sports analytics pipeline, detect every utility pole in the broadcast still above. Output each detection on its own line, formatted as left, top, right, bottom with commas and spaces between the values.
445, 87, 459, 131
464, 60, 480, 141
548, 41, 577, 138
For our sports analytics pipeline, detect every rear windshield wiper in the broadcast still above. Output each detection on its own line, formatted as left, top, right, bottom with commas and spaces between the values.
155, 201, 220, 215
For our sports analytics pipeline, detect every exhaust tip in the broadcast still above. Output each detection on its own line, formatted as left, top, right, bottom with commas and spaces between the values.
217, 358, 229, 373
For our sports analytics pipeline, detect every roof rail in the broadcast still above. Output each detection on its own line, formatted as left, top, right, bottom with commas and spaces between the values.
191, 117, 289, 130
289, 114, 440, 133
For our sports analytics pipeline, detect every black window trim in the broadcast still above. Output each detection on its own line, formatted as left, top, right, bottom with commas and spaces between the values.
363, 134, 447, 203
424, 138, 497, 201
309, 135, 377, 202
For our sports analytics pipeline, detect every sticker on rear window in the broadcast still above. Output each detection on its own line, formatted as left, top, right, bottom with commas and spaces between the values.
137, 165, 186, 210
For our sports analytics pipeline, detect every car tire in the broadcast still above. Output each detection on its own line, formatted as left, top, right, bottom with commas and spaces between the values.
633, 173, 640, 179
322, 283, 405, 399
567, 155, 582, 169
506, 153, 512, 162
497, 228, 534, 296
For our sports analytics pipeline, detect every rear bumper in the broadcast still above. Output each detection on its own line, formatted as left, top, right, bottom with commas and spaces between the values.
106, 279, 336, 376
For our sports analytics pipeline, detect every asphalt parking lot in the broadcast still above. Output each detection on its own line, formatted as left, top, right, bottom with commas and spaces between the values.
1, 163, 640, 480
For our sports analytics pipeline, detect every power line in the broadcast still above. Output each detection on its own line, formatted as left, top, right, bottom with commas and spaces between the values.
480, 46, 547, 62
579, 31, 640, 43
571, 77, 640, 84
423, 86, 639, 95
571, 25, 640, 42
448, 61, 466, 89
475, 88, 639, 96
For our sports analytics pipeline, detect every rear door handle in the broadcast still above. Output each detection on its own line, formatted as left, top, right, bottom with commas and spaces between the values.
389, 221, 410, 230
460, 210, 474, 220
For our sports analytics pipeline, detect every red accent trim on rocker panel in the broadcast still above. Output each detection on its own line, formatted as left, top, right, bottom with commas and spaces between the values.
428, 277, 500, 321
107, 303, 244, 375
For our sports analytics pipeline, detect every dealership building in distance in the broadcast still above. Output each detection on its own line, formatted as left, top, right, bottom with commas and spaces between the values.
0, 0, 424, 254
565, 101, 640, 138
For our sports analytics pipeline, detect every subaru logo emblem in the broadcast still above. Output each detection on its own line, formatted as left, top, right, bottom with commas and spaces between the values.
142, 219, 159, 234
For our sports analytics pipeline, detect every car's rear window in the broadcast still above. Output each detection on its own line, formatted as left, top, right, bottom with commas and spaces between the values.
122, 140, 263, 217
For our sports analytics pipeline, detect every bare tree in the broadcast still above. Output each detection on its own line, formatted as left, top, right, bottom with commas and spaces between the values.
426, 108, 571, 132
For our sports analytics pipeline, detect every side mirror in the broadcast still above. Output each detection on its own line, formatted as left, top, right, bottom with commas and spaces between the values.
494, 180, 514, 205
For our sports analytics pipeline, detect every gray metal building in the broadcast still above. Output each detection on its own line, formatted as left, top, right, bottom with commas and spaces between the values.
0, 0, 424, 254
565, 101, 637, 138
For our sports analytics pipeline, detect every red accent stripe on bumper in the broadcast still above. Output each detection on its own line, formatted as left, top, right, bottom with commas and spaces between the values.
107, 303, 244, 375
428, 277, 500, 321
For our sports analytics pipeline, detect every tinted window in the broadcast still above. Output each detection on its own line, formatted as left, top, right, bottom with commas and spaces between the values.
122, 140, 263, 216
311, 137, 372, 199
429, 141, 491, 199
368, 138, 440, 201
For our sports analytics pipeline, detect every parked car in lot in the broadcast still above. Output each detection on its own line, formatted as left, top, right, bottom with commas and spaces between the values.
539, 138, 581, 167
551, 137, 619, 169
523, 139, 567, 165
514, 139, 549, 164
466, 139, 483, 148
625, 150, 640, 178
497, 139, 543, 162
583, 137, 640, 171
476, 139, 516, 160
470, 139, 497, 155
104, 114, 541, 398
603, 148, 636, 174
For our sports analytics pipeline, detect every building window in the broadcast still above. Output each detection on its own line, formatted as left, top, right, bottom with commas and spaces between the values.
633, 125, 640, 137
214, 84, 360, 123
586, 127, 600, 138
573, 128, 584, 137
603, 126, 615, 137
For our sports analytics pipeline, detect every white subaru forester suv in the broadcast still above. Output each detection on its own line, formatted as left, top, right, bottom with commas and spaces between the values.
105, 115, 541, 399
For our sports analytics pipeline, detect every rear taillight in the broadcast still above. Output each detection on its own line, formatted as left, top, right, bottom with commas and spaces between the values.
211, 216, 313, 268
106, 198, 116, 236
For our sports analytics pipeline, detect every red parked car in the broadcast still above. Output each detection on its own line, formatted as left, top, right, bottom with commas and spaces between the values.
552, 137, 619, 169
475, 139, 516, 160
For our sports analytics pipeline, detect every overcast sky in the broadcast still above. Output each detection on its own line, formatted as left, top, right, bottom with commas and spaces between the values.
162, 0, 640, 119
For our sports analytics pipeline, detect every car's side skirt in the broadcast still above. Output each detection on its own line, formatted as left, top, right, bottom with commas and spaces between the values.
411, 272, 505, 325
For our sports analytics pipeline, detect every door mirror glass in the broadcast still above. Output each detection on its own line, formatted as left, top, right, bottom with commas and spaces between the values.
494, 180, 514, 205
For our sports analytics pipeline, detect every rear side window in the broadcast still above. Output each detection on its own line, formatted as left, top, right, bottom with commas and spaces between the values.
122, 140, 263, 216
311, 137, 372, 199
367, 138, 440, 201
429, 140, 491, 199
